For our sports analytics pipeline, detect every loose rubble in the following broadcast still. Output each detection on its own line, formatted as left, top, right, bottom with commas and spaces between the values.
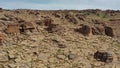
0, 9, 119, 68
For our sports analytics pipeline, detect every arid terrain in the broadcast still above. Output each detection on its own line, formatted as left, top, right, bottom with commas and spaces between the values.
0, 8, 120, 68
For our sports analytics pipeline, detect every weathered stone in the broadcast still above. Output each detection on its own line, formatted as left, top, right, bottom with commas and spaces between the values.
9, 54, 15, 59
68, 54, 76, 60
8, 64, 17, 68
78, 25, 92, 36
92, 26, 105, 35
76, 14, 85, 21
14, 56, 22, 63
105, 26, 114, 37
58, 44, 67, 48
4, 23, 20, 34
19, 63, 30, 68
93, 62, 103, 67
35, 20, 43, 25
0, 52, 9, 62
65, 14, 78, 24
52, 13, 61, 18
46, 24, 65, 34
42, 18, 54, 26
94, 50, 113, 63
57, 54, 66, 60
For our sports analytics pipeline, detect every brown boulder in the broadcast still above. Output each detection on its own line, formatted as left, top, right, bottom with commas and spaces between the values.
19, 22, 38, 33
94, 50, 113, 63
92, 26, 105, 35
4, 23, 20, 34
46, 24, 65, 34
78, 25, 92, 36
105, 26, 114, 37
76, 24, 115, 37
52, 13, 61, 18
76, 14, 85, 21
40, 18, 54, 26
65, 14, 78, 24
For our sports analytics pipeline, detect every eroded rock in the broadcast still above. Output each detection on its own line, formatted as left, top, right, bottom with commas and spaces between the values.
42, 17, 54, 26
92, 26, 105, 35
4, 23, 20, 34
46, 24, 66, 34
57, 54, 66, 60
77, 25, 92, 36
65, 14, 78, 24
0, 51, 9, 62
58, 44, 67, 48
68, 53, 76, 60
94, 50, 113, 63
105, 26, 114, 37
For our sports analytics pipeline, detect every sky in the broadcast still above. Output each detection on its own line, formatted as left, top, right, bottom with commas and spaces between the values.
0, 0, 120, 10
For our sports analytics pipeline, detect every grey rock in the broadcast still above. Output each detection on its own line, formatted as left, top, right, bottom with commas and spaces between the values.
19, 63, 30, 68
0, 52, 9, 62
57, 54, 66, 60
68, 54, 76, 60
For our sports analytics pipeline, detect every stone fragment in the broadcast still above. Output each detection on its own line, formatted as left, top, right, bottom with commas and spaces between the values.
78, 25, 92, 36
65, 14, 78, 24
57, 54, 66, 60
0, 52, 9, 62
105, 26, 114, 37
58, 44, 67, 48
68, 54, 76, 60
94, 50, 113, 63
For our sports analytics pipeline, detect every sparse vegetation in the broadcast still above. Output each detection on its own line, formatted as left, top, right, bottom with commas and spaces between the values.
0, 8, 119, 68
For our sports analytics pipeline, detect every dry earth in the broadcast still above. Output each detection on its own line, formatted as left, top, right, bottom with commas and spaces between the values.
0, 8, 119, 68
